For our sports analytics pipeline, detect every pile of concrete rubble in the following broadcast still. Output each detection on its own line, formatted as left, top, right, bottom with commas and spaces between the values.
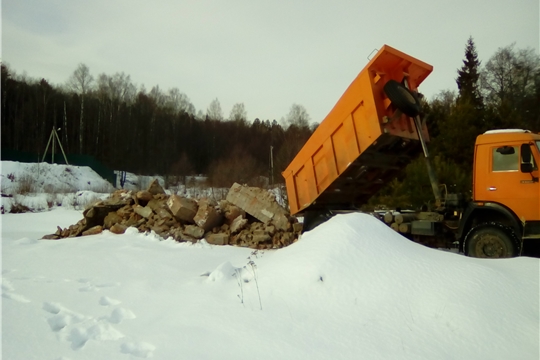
43, 181, 303, 249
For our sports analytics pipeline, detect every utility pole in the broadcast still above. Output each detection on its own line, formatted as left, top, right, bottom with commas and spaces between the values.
42, 127, 69, 165
270, 146, 274, 186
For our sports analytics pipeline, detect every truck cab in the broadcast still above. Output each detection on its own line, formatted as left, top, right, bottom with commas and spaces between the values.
460, 130, 540, 257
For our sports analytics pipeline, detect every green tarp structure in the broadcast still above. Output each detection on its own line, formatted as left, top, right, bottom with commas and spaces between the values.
1, 149, 117, 186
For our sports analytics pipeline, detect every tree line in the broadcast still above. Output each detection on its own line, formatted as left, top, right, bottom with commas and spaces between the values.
372, 38, 540, 209
2, 38, 539, 207
1, 64, 314, 187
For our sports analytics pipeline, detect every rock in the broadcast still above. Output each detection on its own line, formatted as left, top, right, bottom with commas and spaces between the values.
133, 205, 153, 219
82, 225, 103, 236
183, 225, 205, 239
83, 202, 126, 230
252, 234, 271, 243
147, 199, 168, 212
136, 190, 154, 203
110, 223, 127, 234
117, 205, 133, 218
193, 198, 223, 232
226, 183, 289, 230
147, 179, 166, 195
265, 225, 276, 236
167, 195, 198, 223
154, 207, 173, 220
224, 205, 245, 224
151, 224, 170, 237
293, 222, 303, 233
42, 234, 60, 240
104, 212, 123, 229
206, 233, 229, 246
230, 216, 248, 233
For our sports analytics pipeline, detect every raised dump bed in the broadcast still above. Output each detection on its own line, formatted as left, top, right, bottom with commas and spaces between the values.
282, 45, 433, 215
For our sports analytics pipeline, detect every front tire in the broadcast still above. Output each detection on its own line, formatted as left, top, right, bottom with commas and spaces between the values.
464, 223, 519, 258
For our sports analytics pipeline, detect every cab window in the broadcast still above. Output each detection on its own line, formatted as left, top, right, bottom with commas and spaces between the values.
492, 146, 518, 171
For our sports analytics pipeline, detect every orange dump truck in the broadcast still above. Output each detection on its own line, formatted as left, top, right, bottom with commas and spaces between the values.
283, 45, 540, 258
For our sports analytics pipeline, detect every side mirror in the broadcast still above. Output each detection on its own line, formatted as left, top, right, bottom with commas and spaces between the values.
521, 144, 534, 173
521, 143, 532, 163
521, 163, 533, 173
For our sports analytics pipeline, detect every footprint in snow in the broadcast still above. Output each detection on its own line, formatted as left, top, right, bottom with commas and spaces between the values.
2, 291, 31, 303
79, 281, 120, 292
99, 295, 121, 306
120, 341, 156, 358
2, 278, 15, 292
107, 307, 136, 324
43, 302, 86, 332
67, 322, 125, 350
2, 278, 31, 303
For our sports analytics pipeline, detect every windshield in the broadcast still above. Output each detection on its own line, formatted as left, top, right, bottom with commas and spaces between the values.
537, 141, 540, 153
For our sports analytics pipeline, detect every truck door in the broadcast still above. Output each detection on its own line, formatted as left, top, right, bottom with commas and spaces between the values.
484, 143, 540, 222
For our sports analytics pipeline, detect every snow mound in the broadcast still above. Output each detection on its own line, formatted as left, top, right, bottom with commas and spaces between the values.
1, 161, 114, 212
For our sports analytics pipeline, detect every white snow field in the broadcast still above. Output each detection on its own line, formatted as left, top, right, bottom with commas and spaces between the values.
2, 209, 539, 360
1, 161, 539, 359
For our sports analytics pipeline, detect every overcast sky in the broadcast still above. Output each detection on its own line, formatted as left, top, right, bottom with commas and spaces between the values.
3, 0, 539, 123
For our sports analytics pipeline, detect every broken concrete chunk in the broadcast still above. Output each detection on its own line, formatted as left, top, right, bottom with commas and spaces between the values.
293, 223, 303, 233
147, 179, 166, 195
230, 216, 248, 234
82, 225, 103, 236
226, 183, 288, 230
183, 225, 205, 239
110, 223, 127, 234
136, 190, 154, 202
193, 199, 223, 232
154, 207, 173, 220
167, 195, 198, 223
133, 205, 153, 219
206, 233, 229, 246
104, 212, 123, 229
252, 234, 271, 243
224, 205, 245, 224
42, 234, 61, 240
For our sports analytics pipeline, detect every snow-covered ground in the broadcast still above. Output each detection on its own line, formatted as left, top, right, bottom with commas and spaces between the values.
1, 161, 115, 213
2, 209, 539, 360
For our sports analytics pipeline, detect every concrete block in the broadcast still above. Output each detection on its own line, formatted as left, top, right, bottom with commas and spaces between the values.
230, 216, 248, 234
206, 233, 229, 246
167, 195, 198, 223
194, 199, 223, 232
134, 205, 153, 219
147, 179, 166, 195
183, 225, 205, 239
110, 223, 127, 234
104, 212, 123, 229
82, 225, 103, 236
226, 183, 289, 230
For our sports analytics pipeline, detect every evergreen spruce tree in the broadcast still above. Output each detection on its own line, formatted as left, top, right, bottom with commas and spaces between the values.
456, 37, 484, 113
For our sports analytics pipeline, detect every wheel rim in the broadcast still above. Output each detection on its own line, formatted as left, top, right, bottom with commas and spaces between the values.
475, 233, 509, 258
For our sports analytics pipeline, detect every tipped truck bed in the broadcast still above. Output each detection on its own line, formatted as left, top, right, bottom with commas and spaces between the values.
282, 45, 433, 215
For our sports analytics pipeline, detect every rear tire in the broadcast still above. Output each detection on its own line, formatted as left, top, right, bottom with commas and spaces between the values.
464, 223, 519, 258
383, 80, 422, 117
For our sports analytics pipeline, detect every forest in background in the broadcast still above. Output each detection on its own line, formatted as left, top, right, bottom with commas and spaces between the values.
2, 38, 539, 209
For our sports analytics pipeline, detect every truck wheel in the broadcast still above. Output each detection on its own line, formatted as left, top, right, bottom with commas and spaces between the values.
464, 223, 519, 258
383, 80, 422, 117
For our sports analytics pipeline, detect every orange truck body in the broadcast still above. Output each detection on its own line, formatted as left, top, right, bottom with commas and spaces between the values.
473, 130, 540, 231
283, 45, 433, 216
